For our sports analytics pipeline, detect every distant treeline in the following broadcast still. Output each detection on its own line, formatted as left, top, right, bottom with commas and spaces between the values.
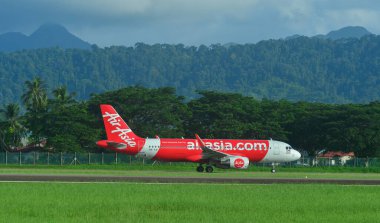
1, 35, 380, 105
1, 82, 379, 157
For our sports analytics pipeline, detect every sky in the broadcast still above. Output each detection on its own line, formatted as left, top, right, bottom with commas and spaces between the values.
1, 0, 380, 47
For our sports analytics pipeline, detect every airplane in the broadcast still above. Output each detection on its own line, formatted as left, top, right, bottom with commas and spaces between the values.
96, 104, 301, 173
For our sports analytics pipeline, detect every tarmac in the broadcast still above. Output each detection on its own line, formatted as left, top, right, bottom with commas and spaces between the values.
0, 174, 379, 185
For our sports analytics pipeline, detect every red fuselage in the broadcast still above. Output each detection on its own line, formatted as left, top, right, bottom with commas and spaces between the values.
98, 138, 269, 163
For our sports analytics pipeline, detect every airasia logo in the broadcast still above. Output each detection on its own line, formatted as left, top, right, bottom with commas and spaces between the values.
103, 112, 136, 147
234, 158, 245, 168
186, 141, 267, 151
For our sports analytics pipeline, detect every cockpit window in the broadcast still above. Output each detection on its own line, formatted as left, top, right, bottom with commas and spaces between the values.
286, 146, 291, 154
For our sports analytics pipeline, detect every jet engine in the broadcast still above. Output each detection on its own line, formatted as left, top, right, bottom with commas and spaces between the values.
215, 156, 249, 169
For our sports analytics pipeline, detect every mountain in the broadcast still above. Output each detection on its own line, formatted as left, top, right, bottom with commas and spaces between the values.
285, 26, 373, 41
0, 32, 29, 51
325, 26, 372, 40
284, 34, 303, 40
0, 24, 91, 52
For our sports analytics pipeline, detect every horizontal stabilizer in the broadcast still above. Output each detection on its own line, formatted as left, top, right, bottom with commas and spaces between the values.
107, 141, 127, 149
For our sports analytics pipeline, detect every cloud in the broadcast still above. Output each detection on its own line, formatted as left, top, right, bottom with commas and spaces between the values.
55, 0, 153, 16
13, 0, 260, 24
57, 0, 259, 17
323, 9, 380, 32
0, 0, 379, 46
274, 0, 313, 20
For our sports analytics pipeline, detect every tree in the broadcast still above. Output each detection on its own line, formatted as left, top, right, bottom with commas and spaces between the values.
22, 77, 48, 113
41, 103, 101, 152
52, 86, 75, 103
187, 91, 267, 139
0, 103, 26, 150
22, 77, 48, 143
88, 86, 190, 138
50, 86, 76, 109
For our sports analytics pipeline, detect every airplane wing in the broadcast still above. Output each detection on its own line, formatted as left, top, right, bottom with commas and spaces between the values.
195, 134, 228, 159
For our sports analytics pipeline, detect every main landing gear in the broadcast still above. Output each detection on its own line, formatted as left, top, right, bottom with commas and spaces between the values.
196, 165, 214, 173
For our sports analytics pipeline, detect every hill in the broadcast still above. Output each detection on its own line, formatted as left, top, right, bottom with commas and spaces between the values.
324, 26, 372, 40
285, 26, 373, 40
0, 24, 91, 52
1, 35, 380, 105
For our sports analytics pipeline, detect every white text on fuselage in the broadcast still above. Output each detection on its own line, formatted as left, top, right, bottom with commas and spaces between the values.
103, 112, 136, 147
187, 141, 267, 151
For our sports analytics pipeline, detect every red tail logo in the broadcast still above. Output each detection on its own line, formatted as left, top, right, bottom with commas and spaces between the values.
100, 105, 139, 147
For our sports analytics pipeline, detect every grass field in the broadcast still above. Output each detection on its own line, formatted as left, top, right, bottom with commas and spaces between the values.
0, 165, 379, 222
0, 164, 380, 180
1, 163, 380, 172
0, 182, 379, 223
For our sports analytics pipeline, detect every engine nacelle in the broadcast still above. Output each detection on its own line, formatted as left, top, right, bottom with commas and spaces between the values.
216, 156, 250, 169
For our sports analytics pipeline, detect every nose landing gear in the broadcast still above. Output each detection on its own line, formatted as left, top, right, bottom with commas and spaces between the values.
271, 162, 276, 173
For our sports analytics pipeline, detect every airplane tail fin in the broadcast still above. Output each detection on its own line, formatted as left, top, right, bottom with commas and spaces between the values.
100, 104, 141, 147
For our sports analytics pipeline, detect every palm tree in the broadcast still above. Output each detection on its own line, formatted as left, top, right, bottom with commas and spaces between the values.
22, 77, 48, 113
0, 103, 26, 149
22, 77, 48, 143
51, 86, 76, 108
1, 103, 20, 129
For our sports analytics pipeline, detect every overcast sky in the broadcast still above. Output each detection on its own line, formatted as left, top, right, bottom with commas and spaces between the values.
1, 0, 379, 46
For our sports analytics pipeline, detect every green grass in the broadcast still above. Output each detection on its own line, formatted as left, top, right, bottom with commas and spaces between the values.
1, 163, 380, 173
0, 182, 379, 223
0, 164, 380, 180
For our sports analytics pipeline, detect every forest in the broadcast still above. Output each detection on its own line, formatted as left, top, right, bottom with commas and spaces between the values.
1, 35, 380, 105
1, 78, 379, 157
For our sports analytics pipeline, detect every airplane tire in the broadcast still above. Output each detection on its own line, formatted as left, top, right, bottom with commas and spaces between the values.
205, 166, 214, 173
196, 166, 204, 172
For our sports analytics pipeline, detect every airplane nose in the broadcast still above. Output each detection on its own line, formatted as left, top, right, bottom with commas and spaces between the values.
294, 150, 301, 160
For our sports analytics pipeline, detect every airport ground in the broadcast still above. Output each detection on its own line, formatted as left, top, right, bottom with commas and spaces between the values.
0, 165, 379, 222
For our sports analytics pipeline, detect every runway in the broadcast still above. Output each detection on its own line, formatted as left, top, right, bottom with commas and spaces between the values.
0, 174, 379, 185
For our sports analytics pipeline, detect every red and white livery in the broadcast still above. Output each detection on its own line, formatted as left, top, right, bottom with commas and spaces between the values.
97, 104, 301, 173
